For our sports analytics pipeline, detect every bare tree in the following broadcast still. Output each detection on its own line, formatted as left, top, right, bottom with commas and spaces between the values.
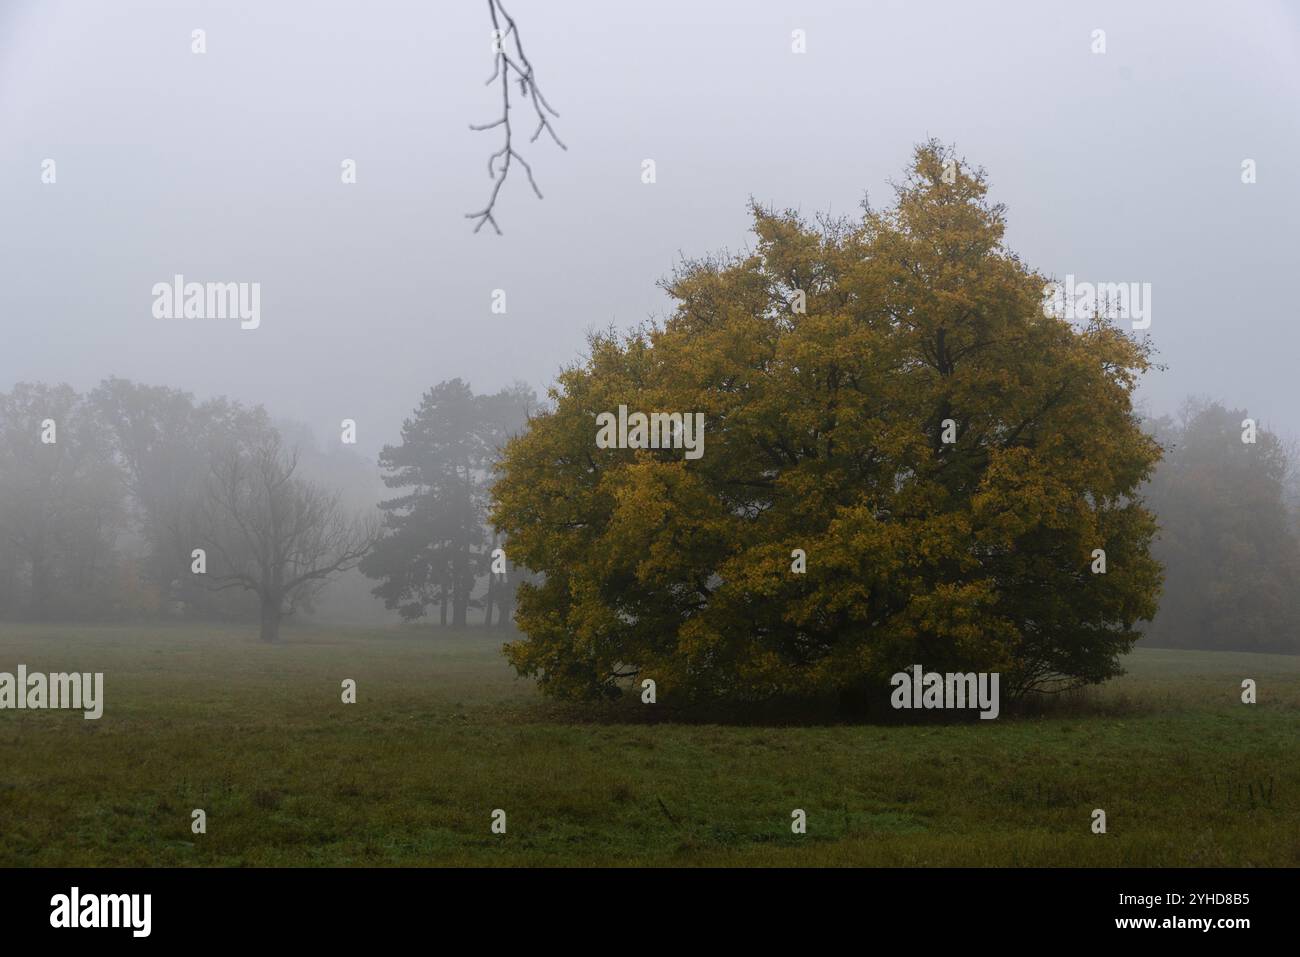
195, 432, 377, 642
466, 0, 566, 234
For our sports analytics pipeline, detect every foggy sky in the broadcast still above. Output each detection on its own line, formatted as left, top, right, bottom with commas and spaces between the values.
2, 0, 1298, 459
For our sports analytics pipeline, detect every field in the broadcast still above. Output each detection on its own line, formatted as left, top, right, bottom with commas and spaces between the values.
0, 623, 1296, 867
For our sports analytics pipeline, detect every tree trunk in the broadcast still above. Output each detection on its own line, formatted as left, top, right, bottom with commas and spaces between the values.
30, 555, 53, 620
452, 550, 470, 627
483, 575, 496, 628
259, 597, 282, 643
838, 679, 896, 719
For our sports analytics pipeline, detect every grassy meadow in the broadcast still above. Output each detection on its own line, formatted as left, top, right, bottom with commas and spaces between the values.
0, 623, 1296, 867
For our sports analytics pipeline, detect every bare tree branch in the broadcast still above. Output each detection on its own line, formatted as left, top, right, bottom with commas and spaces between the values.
190, 431, 379, 641
466, 0, 566, 235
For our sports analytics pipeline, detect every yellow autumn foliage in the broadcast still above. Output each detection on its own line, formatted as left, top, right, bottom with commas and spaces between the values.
491, 141, 1161, 707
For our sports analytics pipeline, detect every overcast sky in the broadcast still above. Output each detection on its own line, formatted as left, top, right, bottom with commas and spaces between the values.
2, 0, 1298, 457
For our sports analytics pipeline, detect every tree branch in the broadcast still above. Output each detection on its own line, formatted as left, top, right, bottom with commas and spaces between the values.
466, 0, 566, 235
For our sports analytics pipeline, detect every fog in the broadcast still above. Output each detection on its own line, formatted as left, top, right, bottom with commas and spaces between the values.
3, 5, 1300, 884
1, 0, 1299, 638
3, 0, 1298, 460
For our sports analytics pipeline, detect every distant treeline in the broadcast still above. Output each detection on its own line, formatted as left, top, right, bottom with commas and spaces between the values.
1141, 399, 1300, 653
0, 377, 536, 634
0, 380, 1295, 653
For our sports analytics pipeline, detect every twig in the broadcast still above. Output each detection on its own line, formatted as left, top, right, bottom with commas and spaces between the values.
466, 0, 566, 235
656, 795, 681, 826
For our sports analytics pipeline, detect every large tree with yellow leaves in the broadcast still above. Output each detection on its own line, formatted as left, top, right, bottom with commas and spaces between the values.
491, 141, 1162, 709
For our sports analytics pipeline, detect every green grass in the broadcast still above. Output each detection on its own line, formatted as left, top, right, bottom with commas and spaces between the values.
0, 623, 1296, 866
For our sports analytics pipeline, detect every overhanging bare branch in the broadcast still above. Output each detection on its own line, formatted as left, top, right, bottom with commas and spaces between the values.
465, 0, 566, 235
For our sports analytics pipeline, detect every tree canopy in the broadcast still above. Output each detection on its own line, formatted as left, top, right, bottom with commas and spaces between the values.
491, 141, 1163, 707
362, 379, 535, 626
1143, 399, 1300, 653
